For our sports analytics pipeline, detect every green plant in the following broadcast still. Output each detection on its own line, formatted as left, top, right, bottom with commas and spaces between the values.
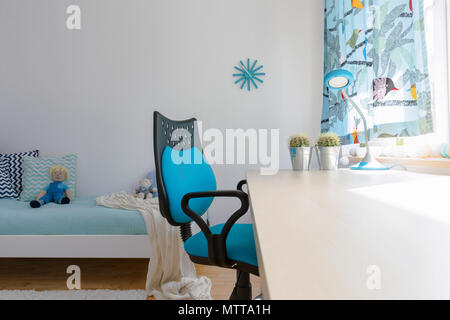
396, 137, 404, 146
317, 132, 341, 147
289, 134, 310, 148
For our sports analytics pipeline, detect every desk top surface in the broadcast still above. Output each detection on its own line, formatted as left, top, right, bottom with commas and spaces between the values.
247, 170, 450, 299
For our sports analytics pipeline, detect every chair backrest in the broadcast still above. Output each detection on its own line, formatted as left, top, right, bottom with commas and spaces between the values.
153, 111, 216, 226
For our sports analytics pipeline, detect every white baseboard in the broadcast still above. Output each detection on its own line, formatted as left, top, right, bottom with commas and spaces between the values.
0, 235, 152, 258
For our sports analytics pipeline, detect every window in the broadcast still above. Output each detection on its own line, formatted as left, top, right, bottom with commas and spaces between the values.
424, 0, 449, 143
367, 0, 450, 158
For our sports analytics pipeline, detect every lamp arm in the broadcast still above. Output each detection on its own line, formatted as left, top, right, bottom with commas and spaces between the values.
341, 90, 373, 160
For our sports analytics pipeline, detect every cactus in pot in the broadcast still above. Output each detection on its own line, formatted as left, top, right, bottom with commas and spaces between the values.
316, 132, 341, 170
289, 134, 310, 148
289, 134, 311, 171
317, 133, 341, 147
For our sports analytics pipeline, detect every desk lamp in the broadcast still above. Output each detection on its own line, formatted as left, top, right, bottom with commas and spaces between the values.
324, 69, 389, 170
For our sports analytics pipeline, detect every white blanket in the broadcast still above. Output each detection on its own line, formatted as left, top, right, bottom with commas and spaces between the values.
96, 192, 211, 300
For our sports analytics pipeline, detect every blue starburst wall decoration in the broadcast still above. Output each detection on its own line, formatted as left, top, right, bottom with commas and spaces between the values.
233, 58, 265, 91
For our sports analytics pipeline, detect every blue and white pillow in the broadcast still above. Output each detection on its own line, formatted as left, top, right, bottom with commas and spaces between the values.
0, 157, 18, 199
0, 150, 39, 196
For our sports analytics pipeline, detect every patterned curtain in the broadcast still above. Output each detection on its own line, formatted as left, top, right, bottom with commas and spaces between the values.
321, 0, 433, 144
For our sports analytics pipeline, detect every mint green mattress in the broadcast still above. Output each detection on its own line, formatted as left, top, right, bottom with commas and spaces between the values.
0, 197, 147, 235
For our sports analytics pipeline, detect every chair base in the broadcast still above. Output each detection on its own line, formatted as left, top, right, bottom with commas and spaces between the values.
187, 253, 258, 300
230, 270, 252, 300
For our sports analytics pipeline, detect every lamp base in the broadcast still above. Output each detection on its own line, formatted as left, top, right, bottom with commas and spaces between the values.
350, 160, 390, 170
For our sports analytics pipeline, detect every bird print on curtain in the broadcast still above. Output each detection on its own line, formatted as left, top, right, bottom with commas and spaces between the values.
321, 0, 432, 145
373, 78, 399, 102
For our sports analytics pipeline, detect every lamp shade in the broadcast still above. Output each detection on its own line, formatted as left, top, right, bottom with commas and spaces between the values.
324, 69, 354, 90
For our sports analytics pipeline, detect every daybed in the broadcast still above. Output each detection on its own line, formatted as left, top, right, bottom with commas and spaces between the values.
0, 196, 152, 258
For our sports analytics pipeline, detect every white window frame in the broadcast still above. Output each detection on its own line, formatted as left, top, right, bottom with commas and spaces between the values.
445, 0, 450, 140
425, 0, 449, 143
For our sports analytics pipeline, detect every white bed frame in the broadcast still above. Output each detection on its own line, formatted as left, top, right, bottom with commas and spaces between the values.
0, 235, 152, 258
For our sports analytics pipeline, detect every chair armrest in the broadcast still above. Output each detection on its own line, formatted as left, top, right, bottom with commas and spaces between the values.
236, 179, 247, 192
181, 189, 249, 267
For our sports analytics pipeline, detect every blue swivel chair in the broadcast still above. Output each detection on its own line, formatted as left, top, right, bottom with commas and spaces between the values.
153, 111, 259, 300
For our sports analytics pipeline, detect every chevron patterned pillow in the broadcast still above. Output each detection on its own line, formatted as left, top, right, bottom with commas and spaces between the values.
0, 157, 18, 199
0, 150, 39, 196
20, 154, 77, 201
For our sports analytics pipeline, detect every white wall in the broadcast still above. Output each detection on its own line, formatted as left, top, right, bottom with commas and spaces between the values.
0, 0, 324, 224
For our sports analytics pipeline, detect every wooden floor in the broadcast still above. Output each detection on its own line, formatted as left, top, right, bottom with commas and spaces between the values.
0, 259, 260, 300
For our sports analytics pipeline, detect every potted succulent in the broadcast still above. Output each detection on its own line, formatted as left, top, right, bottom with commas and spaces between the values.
289, 134, 311, 171
316, 132, 341, 170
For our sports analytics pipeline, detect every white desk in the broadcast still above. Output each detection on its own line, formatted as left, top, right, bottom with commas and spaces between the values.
247, 170, 450, 299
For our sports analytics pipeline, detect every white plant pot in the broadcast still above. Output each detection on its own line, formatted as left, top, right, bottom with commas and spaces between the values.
289, 147, 311, 171
316, 146, 340, 170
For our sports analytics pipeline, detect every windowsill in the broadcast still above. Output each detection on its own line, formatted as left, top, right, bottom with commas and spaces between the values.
349, 156, 450, 170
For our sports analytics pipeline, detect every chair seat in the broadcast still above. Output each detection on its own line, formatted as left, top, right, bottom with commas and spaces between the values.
184, 223, 258, 267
